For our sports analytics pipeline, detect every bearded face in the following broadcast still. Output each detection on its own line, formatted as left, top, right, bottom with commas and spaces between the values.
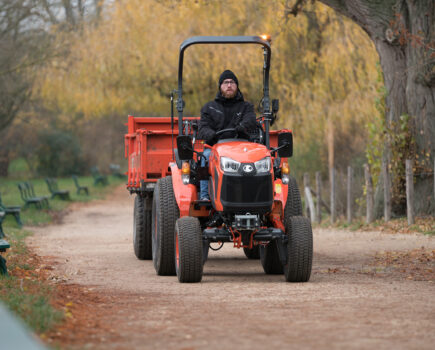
220, 79, 237, 99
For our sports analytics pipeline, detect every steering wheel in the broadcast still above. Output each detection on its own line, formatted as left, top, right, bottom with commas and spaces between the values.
216, 128, 237, 137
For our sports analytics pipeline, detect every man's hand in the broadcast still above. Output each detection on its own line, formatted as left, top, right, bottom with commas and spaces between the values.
206, 131, 217, 144
235, 124, 246, 134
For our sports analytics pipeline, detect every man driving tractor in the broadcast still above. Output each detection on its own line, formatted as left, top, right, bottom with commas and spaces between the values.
197, 69, 257, 200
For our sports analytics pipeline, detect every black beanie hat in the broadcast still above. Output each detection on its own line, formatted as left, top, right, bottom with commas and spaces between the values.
219, 70, 238, 88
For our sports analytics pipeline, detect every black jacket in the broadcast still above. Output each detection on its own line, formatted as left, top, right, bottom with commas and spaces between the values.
198, 90, 256, 145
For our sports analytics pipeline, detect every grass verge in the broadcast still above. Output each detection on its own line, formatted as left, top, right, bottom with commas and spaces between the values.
0, 227, 63, 334
0, 175, 125, 344
314, 215, 435, 235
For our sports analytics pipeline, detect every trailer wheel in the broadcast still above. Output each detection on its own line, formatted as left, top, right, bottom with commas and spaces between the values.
284, 216, 313, 282
284, 176, 302, 225
260, 241, 283, 274
175, 217, 203, 283
243, 246, 260, 259
152, 176, 179, 275
133, 194, 152, 260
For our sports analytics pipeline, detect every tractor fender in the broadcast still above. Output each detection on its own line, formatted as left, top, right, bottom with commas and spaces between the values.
169, 162, 197, 217
269, 179, 288, 231
273, 179, 288, 217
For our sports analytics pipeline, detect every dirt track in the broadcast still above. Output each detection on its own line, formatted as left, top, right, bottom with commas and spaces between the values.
27, 185, 435, 350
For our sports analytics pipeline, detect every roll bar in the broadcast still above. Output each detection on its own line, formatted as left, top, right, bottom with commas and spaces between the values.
176, 36, 272, 146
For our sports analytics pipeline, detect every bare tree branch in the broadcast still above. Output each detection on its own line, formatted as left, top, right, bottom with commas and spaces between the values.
62, 0, 76, 26
40, 0, 59, 24
94, 0, 104, 21
285, 0, 309, 17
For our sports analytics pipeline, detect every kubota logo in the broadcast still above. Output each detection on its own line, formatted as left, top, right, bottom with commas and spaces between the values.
242, 164, 254, 173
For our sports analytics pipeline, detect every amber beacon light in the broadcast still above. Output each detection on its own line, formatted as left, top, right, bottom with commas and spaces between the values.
260, 34, 271, 42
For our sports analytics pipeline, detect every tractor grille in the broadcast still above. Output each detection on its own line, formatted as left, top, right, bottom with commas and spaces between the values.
220, 174, 273, 213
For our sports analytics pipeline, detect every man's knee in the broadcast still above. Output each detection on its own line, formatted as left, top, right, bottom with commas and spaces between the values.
201, 148, 211, 167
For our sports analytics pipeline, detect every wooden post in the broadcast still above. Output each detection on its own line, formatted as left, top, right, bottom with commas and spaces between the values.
315, 171, 322, 223
303, 173, 310, 218
304, 187, 316, 223
364, 164, 374, 224
347, 166, 353, 224
406, 159, 414, 225
330, 167, 336, 223
382, 160, 391, 222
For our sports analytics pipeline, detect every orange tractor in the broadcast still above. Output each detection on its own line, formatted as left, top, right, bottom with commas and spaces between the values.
125, 36, 313, 283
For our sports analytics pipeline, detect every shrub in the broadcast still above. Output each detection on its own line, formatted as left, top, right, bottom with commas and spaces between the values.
36, 129, 87, 177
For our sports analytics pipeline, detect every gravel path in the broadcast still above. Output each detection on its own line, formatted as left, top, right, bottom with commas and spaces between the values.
27, 185, 435, 350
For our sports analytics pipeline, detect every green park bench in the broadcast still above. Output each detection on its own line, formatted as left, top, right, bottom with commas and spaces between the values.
91, 167, 108, 186
0, 211, 10, 275
17, 182, 49, 209
0, 193, 22, 227
109, 163, 126, 179
45, 178, 71, 200
0, 211, 6, 237
72, 175, 89, 195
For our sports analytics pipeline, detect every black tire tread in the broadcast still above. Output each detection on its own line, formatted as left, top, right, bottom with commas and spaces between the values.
284, 176, 302, 225
133, 195, 152, 260
260, 241, 283, 274
284, 216, 313, 282
243, 246, 260, 259
175, 217, 203, 283
203, 241, 209, 265
152, 176, 179, 275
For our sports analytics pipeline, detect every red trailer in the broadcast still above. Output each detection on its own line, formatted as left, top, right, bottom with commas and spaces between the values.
125, 116, 204, 190
125, 36, 313, 283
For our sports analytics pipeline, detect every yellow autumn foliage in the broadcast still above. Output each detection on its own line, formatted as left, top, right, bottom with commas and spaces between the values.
36, 0, 381, 173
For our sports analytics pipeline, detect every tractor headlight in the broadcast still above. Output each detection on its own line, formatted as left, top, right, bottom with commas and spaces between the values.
181, 161, 190, 185
220, 157, 240, 173
282, 174, 290, 184
254, 157, 271, 173
281, 161, 290, 184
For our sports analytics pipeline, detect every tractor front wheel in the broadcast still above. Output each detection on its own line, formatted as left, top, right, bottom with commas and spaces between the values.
284, 216, 313, 282
175, 217, 203, 283
152, 176, 179, 275
284, 176, 302, 225
260, 241, 283, 274
133, 194, 152, 260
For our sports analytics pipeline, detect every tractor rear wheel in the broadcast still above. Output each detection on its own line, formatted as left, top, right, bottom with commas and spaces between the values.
133, 194, 152, 260
284, 176, 302, 225
260, 241, 283, 274
152, 176, 179, 275
243, 246, 260, 259
284, 216, 313, 282
175, 217, 203, 283
203, 241, 209, 265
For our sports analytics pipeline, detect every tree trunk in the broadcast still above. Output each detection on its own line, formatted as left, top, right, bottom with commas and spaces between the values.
319, 0, 435, 215
326, 119, 334, 173
94, 0, 104, 21
62, 0, 76, 26
0, 149, 9, 177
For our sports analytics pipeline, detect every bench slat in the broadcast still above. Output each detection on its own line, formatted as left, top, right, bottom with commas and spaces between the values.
0, 239, 10, 249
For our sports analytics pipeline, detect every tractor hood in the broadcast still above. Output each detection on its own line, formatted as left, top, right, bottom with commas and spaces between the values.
214, 140, 270, 163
